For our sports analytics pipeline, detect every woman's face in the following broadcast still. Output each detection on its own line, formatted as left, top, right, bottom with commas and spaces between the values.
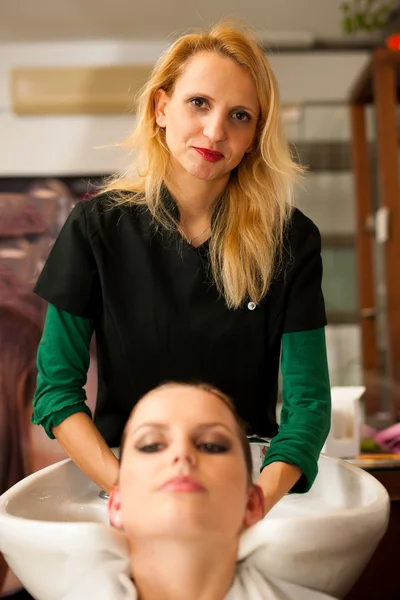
154, 52, 260, 185
109, 385, 263, 543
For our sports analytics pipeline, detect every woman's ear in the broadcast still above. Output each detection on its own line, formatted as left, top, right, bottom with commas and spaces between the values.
243, 484, 265, 529
154, 88, 169, 128
108, 486, 124, 529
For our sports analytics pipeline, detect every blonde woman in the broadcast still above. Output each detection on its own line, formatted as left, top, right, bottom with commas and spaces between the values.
32, 21, 331, 515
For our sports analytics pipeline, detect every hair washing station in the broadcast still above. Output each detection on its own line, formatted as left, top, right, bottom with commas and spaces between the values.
0, 446, 389, 600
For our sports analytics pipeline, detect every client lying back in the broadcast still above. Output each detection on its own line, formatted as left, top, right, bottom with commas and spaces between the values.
65, 382, 337, 600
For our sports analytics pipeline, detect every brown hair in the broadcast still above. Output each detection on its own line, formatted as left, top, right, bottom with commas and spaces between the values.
0, 270, 44, 592
119, 382, 253, 483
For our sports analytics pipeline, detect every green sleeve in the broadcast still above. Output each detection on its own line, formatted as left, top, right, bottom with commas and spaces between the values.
262, 327, 331, 493
31, 304, 95, 439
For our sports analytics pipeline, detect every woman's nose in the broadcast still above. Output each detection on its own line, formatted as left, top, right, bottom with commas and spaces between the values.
203, 113, 227, 143
172, 446, 196, 467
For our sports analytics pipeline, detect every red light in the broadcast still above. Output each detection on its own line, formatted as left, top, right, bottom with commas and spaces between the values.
386, 34, 400, 50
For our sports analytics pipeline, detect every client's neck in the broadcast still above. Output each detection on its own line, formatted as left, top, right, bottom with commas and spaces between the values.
129, 537, 238, 600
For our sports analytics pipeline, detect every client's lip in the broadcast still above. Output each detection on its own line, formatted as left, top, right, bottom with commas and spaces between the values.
160, 476, 206, 493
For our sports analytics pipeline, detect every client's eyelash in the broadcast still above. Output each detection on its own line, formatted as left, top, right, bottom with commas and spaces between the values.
138, 443, 164, 453
136, 440, 231, 454
198, 442, 229, 454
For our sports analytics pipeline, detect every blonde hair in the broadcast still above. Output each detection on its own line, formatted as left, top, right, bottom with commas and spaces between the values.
102, 21, 302, 309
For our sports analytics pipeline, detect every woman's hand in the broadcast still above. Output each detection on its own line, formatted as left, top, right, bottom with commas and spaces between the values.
256, 461, 302, 516
53, 412, 120, 493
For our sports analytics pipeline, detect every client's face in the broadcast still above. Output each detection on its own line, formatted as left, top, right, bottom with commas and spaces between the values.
109, 385, 263, 542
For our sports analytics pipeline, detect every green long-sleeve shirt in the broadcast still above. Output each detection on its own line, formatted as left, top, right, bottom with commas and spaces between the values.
32, 304, 331, 493
32, 305, 94, 434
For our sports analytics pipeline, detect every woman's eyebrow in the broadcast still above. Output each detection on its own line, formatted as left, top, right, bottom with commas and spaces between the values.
129, 421, 234, 436
129, 422, 168, 436
194, 422, 234, 434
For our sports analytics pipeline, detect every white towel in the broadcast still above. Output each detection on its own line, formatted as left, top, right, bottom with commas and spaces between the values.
60, 523, 336, 600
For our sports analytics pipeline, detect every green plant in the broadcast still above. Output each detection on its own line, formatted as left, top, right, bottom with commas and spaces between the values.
341, 0, 395, 33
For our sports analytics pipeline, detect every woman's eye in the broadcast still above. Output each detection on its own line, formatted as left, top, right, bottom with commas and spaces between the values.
190, 97, 207, 109
232, 111, 251, 122
198, 442, 229, 454
137, 443, 164, 453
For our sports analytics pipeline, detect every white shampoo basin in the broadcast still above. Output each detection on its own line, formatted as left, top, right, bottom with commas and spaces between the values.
0, 452, 389, 600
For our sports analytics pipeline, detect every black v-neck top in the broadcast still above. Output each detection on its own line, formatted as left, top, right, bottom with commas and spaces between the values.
34, 192, 327, 446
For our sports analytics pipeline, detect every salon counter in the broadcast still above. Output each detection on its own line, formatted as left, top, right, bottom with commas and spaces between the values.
344, 455, 400, 600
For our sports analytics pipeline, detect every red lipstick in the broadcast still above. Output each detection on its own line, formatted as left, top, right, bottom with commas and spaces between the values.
160, 476, 206, 493
193, 147, 224, 163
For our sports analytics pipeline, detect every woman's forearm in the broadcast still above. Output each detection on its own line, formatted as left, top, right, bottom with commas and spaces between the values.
256, 461, 302, 514
52, 412, 119, 493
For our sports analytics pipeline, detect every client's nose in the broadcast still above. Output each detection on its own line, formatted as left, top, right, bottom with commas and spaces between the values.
173, 451, 196, 467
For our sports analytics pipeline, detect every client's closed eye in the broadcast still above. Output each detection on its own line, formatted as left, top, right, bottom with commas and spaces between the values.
137, 442, 229, 453
198, 442, 229, 454
138, 443, 164, 453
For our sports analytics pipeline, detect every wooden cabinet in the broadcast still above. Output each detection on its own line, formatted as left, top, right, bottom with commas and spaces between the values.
350, 50, 400, 423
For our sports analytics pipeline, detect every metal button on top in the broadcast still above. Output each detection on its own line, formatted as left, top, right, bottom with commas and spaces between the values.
247, 302, 256, 311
